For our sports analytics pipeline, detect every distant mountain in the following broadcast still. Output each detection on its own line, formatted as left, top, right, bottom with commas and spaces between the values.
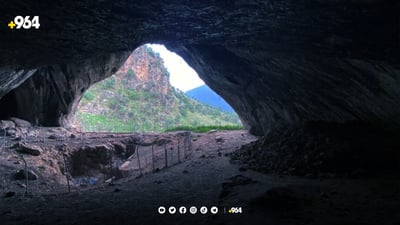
72, 45, 241, 132
185, 85, 235, 113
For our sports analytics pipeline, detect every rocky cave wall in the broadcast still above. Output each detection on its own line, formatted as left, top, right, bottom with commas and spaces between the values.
0, 52, 130, 127
0, 0, 399, 135
172, 45, 400, 134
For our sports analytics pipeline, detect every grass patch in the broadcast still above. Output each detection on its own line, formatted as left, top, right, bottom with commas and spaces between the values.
75, 112, 133, 132
164, 125, 243, 133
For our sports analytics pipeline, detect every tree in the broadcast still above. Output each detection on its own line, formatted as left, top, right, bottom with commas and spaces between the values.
127, 68, 135, 79
103, 77, 116, 89
83, 90, 95, 101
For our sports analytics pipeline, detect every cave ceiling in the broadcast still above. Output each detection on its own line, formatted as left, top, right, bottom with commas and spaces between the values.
0, 0, 399, 135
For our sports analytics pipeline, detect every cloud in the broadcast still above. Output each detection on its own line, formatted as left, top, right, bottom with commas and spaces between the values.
147, 44, 204, 92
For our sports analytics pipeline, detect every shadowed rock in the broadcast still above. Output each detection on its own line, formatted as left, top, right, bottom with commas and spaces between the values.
16, 143, 43, 156
9, 118, 31, 128
0, 120, 15, 130
14, 169, 38, 180
0, 1, 398, 135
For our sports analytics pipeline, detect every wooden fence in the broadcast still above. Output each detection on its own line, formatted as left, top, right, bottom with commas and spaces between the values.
61, 131, 192, 191
118, 131, 192, 178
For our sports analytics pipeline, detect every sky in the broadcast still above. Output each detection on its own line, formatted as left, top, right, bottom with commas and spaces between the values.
147, 44, 205, 92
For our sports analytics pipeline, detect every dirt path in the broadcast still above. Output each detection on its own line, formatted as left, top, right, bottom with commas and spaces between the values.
1, 130, 399, 225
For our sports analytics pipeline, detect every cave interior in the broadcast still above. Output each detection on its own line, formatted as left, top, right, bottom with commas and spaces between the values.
0, 0, 400, 224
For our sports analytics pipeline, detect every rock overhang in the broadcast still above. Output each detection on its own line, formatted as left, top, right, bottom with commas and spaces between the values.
0, 0, 399, 135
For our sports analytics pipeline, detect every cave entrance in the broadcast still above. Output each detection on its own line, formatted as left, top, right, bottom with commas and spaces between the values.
71, 44, 242, 132
0, 91, 19, 120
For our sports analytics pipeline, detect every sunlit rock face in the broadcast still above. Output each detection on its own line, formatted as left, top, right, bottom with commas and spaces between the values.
0, 0, 399, 134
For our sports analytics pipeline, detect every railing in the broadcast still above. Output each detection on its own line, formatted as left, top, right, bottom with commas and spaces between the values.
61, 131, 193, 191
119, 131, 192, 178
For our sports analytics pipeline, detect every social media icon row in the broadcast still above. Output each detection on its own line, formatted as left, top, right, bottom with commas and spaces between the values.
158, 206, 218, 215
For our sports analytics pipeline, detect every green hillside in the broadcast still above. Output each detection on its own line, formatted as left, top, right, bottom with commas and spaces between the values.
72, 46, 242, 132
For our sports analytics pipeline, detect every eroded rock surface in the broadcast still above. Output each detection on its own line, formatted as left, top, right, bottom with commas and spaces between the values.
231, 121, 400, 177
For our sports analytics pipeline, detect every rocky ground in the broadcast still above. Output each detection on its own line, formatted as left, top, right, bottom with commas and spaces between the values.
0, 118, 196, 194
0, 119, 399, 225
231, 121, 400, 178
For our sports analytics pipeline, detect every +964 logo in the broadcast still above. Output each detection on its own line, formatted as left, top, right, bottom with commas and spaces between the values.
228, 207, 243, 214
8, 16, 40, 30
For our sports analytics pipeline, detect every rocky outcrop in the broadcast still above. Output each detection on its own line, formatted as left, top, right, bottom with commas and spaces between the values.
16, 143, 43, 156
0, 1, 399, 135
116, 46, 170, 95
0, 68, 36, 98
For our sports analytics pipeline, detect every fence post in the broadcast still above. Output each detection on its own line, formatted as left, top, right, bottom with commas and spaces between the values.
183, 133, 187, 159
170, 146, 174, 165
151, 144, 155, 172
164, 143, 168, 168
62, 153, 71, 193
184, 131, 191, 159
189, 132, 192, 153
109, 150, 114, 185
136, 145, 142, 176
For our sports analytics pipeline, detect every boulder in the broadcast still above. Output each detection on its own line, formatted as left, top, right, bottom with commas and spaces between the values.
2, 128, 16, 137
9, 117, 31, 128
16, 143, 42, 156
48, 134, 58, 139
14, 169, 38, 180
215, 136, 223, 142
0, 120, 15, 130
0, 121, 18, 137
4, 191, 16, 198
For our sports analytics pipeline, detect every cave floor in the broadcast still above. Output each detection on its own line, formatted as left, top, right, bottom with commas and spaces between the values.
0, 130, 399, 225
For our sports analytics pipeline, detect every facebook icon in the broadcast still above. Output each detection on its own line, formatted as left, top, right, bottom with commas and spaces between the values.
179, 206, 187, 214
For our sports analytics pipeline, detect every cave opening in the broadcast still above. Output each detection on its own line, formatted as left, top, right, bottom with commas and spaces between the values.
0, 90, 18, 120
71, 44, 242, 132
